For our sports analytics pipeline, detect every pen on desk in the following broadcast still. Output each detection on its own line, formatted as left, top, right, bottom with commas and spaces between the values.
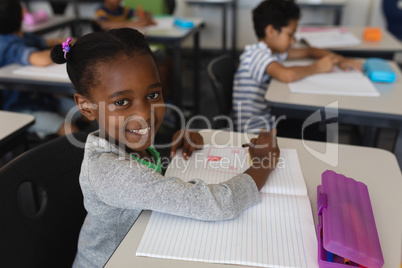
344, 258, 350, 265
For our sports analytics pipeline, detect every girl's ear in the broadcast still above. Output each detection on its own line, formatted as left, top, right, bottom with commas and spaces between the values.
74, 93, 97, 121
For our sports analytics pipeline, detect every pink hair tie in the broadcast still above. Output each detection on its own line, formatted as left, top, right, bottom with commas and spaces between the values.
62, 37, 72, 60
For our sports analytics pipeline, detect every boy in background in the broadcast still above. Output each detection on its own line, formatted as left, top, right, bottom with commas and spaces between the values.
233, 0, 362, 136
0, 0, 80, 138
95, 0, 155, 30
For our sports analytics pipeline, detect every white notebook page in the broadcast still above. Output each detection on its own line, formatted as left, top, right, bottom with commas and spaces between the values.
136, 148, 318, 268
297, 28, 361, 48
283, 61, 380, 97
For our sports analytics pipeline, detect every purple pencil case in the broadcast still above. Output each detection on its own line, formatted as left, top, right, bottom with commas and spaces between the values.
317, 170, 384, 268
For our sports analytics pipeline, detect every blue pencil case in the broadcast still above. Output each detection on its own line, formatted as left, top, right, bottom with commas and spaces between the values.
363, 58, 396, 83
174, 18, 194, 28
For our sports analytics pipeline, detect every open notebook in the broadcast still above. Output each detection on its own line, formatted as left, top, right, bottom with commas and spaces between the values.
283, 61, 380, 97
136, 147, 318, 268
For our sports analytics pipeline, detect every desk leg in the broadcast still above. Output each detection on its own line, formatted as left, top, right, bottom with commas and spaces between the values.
222, 4, 227, 52
393, 128, 402, 169
173, 42, 182, 109
362, 126, 378, 147
193, 32, 200, 115
334, 6, 342, 25
232, 0, 237, 56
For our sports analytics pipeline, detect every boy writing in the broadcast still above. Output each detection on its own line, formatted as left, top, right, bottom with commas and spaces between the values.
233, 0, 362, 134
0, 0, 80, 138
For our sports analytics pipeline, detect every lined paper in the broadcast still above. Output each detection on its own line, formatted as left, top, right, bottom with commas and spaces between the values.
137, 148, 318, 267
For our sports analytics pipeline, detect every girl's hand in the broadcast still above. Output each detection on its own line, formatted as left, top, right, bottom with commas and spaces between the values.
244, 128, 280, 190
248, 128, 280, 166
170, 130, 204, 160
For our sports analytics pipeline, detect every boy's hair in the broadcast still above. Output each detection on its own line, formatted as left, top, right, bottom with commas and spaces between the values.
253, 0, 300, 39
51, 28, 154, 97
0, 0, 22, 34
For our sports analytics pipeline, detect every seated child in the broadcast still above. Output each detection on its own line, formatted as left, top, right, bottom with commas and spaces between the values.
50, 27, 280, 268
233, 0, 362, 134
0, 0, 80, 138
95, 0, 155, 30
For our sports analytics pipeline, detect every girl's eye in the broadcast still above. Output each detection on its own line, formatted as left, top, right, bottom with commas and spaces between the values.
115, 100, 130, 106
147, 92, 160, 100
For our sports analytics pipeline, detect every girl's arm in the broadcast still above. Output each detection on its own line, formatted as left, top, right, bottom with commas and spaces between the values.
89, 153, 261, 221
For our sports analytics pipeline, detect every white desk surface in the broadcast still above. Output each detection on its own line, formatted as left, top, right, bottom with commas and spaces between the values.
297, 26, 402, 52
265, 60, 402, 118
0, 63, 71, 84
144, 17, 204, 39
105, 129, 402, 268
0, 111, 34, 142
296, 0, 346, 5
22, 15, 76, 33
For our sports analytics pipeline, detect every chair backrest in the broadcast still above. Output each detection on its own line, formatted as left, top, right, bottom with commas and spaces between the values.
382, 0, 402, 40
0, 132, 88, 268
207, 54, 237, 128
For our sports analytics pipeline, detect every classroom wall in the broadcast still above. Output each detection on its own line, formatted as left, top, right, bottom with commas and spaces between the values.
27, 0, 389, 51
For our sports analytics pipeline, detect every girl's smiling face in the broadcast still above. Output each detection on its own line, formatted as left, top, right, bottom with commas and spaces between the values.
77, 53, 165, 154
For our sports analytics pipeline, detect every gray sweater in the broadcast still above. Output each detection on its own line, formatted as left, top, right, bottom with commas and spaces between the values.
73, 131, 261, 267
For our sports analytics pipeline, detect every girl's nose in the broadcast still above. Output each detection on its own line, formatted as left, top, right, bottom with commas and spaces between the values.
133, 101, 152, 121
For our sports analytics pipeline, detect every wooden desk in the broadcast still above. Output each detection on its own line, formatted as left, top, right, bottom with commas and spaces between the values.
186, 0, 237, 55
0, 111, 34, 155
265, 59, 402, 168
297, 26, 402, 59
105, 129, 402, 267
145, 17, 205, 114
296, 0, 346, 25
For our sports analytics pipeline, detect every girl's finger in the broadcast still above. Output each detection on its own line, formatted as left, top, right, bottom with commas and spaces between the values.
182, 141, 191, 160
170, 131, 184, 158
186, 145, 196, 158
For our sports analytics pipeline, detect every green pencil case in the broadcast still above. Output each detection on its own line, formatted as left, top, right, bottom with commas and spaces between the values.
363, 58, 396, 83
